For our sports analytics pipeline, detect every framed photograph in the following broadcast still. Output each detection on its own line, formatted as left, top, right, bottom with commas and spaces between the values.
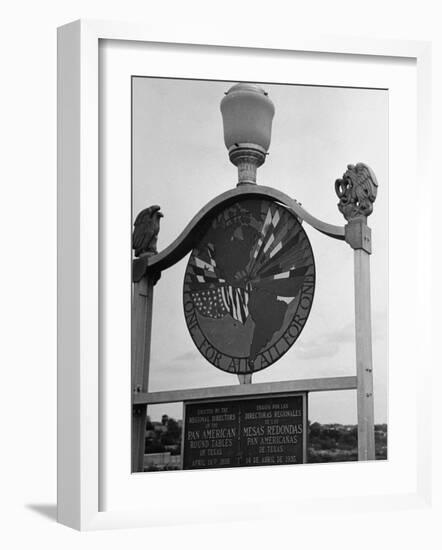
57, 20, 432, 530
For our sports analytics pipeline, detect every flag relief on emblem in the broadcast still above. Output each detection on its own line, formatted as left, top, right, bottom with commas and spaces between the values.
183, 198, 315, 374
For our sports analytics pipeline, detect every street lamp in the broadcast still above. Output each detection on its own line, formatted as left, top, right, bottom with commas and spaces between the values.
220, 83, 275, 185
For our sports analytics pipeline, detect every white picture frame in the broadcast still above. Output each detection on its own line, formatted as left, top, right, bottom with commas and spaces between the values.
57, 19, 432, 531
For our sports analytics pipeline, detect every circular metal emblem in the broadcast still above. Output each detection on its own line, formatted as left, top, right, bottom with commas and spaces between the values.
183, 198, 315, 375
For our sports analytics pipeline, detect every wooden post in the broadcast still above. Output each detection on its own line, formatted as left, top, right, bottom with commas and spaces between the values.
353, 246, 375, 460
345, 219, 376, 461
131, 274, 154, 472
131, 205, 163, 472
335, 163, 378, 462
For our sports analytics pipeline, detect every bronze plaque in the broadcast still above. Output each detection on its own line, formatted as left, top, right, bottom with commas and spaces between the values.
183, 198, 315, 375
183, 394, 306, 470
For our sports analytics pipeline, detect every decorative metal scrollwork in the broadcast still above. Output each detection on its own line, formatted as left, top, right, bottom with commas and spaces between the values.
335, 163, 378, 221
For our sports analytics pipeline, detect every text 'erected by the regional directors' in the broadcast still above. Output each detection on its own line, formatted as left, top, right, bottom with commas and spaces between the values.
183, 394, 305, 469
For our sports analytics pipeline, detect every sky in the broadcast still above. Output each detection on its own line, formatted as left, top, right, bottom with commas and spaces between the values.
132, 77, 388, 425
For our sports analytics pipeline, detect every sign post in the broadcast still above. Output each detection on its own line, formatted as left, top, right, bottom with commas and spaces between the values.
354, 244, 375, 460
131, 205, 163, 472
131, 85, 380, 469
336, 164, 379, 461
131, 275, 154, 472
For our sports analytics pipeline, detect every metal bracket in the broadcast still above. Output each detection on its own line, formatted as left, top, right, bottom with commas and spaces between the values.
132, 405, 145, 417
345, 221, 372, 254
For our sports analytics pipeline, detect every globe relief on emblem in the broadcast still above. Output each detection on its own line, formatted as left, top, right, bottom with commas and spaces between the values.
183, 198, 316, 375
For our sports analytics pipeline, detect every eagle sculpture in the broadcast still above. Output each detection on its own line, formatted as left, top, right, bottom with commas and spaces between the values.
132, 205, 163, 257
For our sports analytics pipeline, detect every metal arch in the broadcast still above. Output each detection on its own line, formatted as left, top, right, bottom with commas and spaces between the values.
133, 184, 345, 281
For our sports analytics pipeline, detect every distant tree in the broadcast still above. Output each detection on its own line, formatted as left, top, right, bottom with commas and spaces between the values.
340, 431, 357, 449
167, 417, 181, 440
307, 422, 387, 463
146, 416, 154, 431
320, 437, 335, 450
161, 414, 169, 426
145, 439, 165, 454
310, 422, 321, 438
157, 417, 181, 447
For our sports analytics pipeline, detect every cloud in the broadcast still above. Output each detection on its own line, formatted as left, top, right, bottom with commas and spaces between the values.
296, 322, 354, 360
372, 309, 388, 340
296, 309, 387, 361
296, 341, 340, 360
173, 350, 201, 362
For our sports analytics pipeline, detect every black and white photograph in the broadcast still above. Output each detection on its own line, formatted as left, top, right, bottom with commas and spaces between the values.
2, 0, 437, 543
131, 77, 388, 473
